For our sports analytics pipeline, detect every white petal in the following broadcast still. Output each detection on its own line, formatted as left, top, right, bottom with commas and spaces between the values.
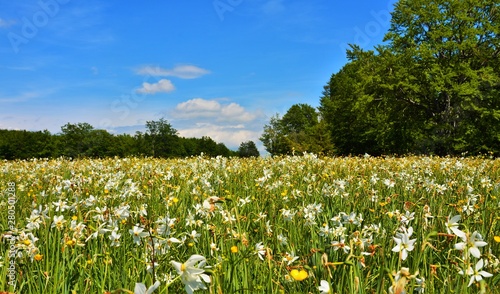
200, 273, 211, 283
479, 270, 493, 278
475, 259, 485, 270
171, 261, 183, 274
454, 242, 466, 250
474, 241, 488, 248
469, 247, 481, 259
146, 281, 161, 294
134, 283, 147, 294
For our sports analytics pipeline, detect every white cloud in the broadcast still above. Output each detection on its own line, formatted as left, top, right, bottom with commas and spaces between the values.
173, 98, 257, 122
178, 123, 261, 149
136, 79, 175, 94
169, 98, 266, 150
136, 65, 210, 79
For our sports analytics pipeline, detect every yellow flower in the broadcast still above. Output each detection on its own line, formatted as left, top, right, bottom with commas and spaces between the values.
23, 239, 31, 246
231, 246, 238, 253
66, 239, 75, 246
72, 215, 78, 221
34, 254, 43, 261
290, 269, 308, 281
494, 236, 500, 243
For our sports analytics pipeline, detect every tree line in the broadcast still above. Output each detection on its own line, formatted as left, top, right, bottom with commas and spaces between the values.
261, 0, 499, 156
0, 119, 260, 160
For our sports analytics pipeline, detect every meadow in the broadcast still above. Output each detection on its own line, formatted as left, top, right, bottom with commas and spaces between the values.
0, 154, 499, 293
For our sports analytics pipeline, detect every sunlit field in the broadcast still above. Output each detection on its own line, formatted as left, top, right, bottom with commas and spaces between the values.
1, 155, 499, 293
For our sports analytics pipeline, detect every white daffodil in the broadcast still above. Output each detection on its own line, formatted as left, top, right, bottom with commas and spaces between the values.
459, 259, 493, 287
255, 242, 266, 260
129, 225, 149, 245
445, 214, 466, 239
318, 280, 331, 294
392, 227, 416, 261
454, 231, 487, 259
171, 254, 211, 294
109, 228, 121, 247
134, 281, 160, 294
51, 215, 66, 230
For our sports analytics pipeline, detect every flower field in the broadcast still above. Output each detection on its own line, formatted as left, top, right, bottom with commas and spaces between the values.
1, 154, 500, 293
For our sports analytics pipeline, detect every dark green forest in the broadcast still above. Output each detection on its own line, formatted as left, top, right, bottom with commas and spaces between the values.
0, 119, 260, 160
261, 0, 500, 156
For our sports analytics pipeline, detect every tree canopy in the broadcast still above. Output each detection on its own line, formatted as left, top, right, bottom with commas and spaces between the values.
0, 119, 240, 160
263, 0, 500, 156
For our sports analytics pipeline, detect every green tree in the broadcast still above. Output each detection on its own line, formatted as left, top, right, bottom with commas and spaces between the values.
145, 118, 180, 157
320, 0, 500, 155
260, 114, 292, 156
60, 122, 94, 158
261, 104, 334, 155
238, 141, 260, 157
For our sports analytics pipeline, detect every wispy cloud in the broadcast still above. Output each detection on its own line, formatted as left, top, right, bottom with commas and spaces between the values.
136, 65, 210, 79
136, 79, 175, 94
0, 18, 15, 28
262, 0, 285, 15
0, 91, 39, 103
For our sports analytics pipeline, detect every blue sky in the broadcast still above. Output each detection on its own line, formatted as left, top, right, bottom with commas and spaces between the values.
0, 0, 397, 151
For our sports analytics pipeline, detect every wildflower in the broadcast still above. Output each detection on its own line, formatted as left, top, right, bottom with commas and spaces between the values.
255, 242, 266, 260
52, 199, 70, 212
445, 215, 466, 239
290, 269, 308, 281
238, 197, 251, 207
384, 178, 395, 188
188, 230, 201, 243
171, 254, 211, 294
459, 259, 493, 287
400, 211, 415, 226
34, 254, 43, 261
282, 252, 299, 265
129, 225, 149, 245
281, 209, 296, 221
389, 267, 418, 294
52, 215, 66, 230
494, 236, 500, 243
331, 237, 351, 254
210, 243, 219, 255
230, 246, 238, 253
455, 231, 488, 259
392, 227, 416, 261
109, 229, 121, 247
319, 280, 331, 294
277, 233, 288, 245
134, 281, 160, 294
414, 277, 425, 294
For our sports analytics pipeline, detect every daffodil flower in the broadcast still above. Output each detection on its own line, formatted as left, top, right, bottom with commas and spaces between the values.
445, 214, 466, 239
319, 280, 331, 294
454, 231, 487, 259
134, 281, 160, 294
459, 259, 493, 287
392, 227, 416, 261
171, 254, 211, 294
129, 225, 149, 245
